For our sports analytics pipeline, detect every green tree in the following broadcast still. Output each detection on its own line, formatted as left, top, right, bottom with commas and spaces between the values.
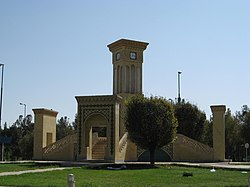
238, 105, 250, 144
72, 114, 78, 130
0, 114, 34, 160
234, 105, 250, 161
225, 109, 242, 161
201, 119, 213, 147
56, 116, 74, 140
18, 131, 33, 159
125, 95, 178, 165
174, 101, 206, 142
0, 122, 20, 160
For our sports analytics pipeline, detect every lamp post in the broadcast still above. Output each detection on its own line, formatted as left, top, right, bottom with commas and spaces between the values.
177, 71, 182, 103
0, 64, 4, 129
20, 102, 27, 125
245, 143, 249, 162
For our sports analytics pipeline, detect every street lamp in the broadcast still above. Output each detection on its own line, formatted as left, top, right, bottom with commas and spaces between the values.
20, 102, 27, 124
177, 71, 182, 103
0, 64, 4, 129
245, 143, 249, 162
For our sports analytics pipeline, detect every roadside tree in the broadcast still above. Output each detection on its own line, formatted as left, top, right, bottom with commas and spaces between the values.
125, 95, 178, 165
56, 116, 74, 140
174, 101, 206, 142
225, 109, 242, 161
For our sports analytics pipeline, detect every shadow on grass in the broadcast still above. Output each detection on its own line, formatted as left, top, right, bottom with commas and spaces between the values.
16, 186, 58, 187
224, 186, 249, 187
10, 162, 61, 169
86, 163, 158, 170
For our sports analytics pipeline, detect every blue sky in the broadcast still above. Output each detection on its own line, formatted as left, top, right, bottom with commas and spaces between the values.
0, 0, 249, 125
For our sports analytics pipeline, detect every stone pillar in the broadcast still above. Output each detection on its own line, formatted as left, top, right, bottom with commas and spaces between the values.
33, 108, 58, 160
210, 105, 226, 161
87, 128, 92, 160
114, 102, 120, 162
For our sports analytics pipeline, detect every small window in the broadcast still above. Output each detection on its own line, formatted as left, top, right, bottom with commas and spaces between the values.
116, 52, 121, 61
130, 52, 137, 60
46, 132, 53, 146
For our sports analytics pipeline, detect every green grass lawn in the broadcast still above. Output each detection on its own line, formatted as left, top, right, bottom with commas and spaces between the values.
230, 162, 250, 166
0, 165, 249, 187
0, 162, 60, 173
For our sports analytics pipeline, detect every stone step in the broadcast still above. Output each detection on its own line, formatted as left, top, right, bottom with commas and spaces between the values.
92, 139, 107, 160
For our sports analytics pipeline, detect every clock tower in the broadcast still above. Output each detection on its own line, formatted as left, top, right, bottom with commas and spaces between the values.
107, 39, 148, 96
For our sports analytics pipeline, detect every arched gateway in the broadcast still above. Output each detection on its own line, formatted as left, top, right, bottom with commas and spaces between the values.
75, 95, 123, 161
33, 39, 226, 162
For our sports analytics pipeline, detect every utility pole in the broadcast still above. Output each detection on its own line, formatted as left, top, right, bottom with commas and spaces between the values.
0, 64, 4, 129
177, 71, 182, 103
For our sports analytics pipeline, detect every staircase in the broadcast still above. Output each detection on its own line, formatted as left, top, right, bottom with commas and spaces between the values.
117, 132, 128, 161
92, 138, 107, 160
42, 133, 77, 161
43, 133, 77, 155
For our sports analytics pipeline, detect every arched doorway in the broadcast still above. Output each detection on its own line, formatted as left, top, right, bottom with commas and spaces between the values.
83, 114, 110, 160
92, 127, 107, 160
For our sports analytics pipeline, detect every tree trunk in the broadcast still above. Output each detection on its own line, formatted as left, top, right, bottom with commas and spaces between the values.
149, 148, 155, 165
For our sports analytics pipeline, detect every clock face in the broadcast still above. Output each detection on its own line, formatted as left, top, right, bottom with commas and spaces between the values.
116, 52, 121, 61
130, 52, 137, 60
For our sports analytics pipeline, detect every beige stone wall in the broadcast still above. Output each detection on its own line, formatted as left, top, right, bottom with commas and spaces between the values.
33, 112, 43, 159
42, 134, 77, 161
124, 139, 137, 161
173, 134, 213, 162
43, 143, 75, 161
42, 115, 56, 147
211, 105, 226, 161
33, 108, 58, 160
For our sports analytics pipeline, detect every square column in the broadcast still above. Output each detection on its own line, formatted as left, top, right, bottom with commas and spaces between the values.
210, 105, 226, 161
33, 108, 58, 160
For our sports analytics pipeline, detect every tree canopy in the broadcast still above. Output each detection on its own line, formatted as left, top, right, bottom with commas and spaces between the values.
0, 115, 34, 160
0, 115, 76, 161
225, 109, 242, 161
125, 95, 178, 164
56, 116, 74, 140
174, 101, 207, 142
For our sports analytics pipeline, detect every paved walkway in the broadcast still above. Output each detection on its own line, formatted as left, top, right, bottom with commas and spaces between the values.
168, 162, 250, 171
0, 167, 74, 177
0, 161, 250, 176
